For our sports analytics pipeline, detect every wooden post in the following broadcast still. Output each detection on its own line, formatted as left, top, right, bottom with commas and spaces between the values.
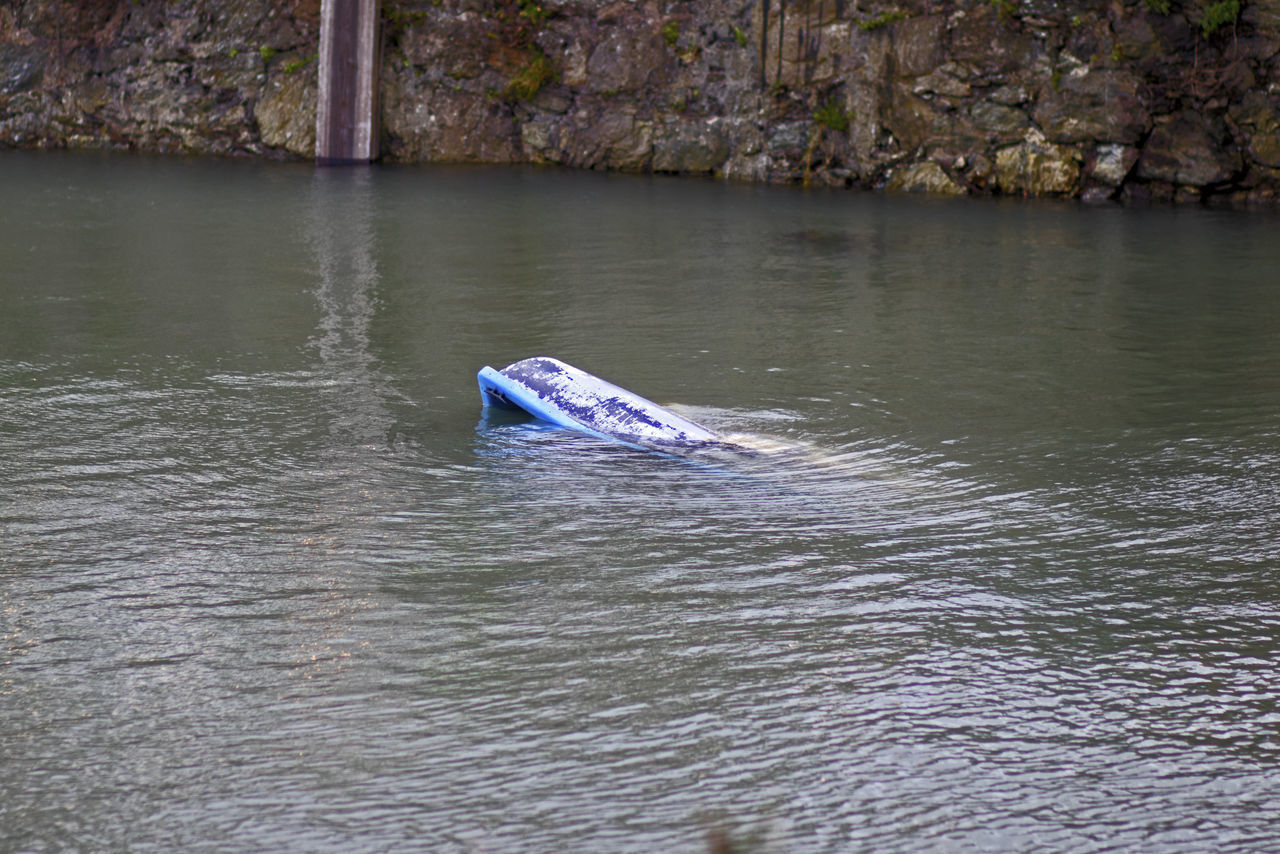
316, 0, 381, 163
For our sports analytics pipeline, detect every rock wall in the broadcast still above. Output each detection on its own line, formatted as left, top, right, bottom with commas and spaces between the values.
4, 0, 1280, 204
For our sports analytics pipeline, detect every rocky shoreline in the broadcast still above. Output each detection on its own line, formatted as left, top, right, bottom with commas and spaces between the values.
3, 0, 1280, 205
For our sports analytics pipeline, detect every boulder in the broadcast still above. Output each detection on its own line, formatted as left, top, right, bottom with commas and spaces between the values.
560, 39, 590, 88
1032, 64, 1149, 144
912, 63, 974, 99
1089, 142, 1139, 186
969, 100, 1030, 141
382, 75, 519, 163
585, 24, 668, 94
517, 101, 651, 170
1111, 9, 1164, 65
879, 84, 936, 152
994, 128, 1081, 195
989, 80, 1033, 106
1250, 128, 1280, 170
519, 118, 558, 163
887, 160, 967, 194
1230, 91, 1280, 169
948, 4, 1038, 77
1136, 110, 1242, 187
596, 110, 656, 171
254, 65, 315, 157
653, 117, 729, 173
394, 10, 487, 79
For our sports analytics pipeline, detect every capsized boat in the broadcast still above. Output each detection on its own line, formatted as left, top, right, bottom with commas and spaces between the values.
477, 356, 724, 449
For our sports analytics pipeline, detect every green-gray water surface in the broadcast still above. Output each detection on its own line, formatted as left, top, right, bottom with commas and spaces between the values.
3, 152, 1280, 852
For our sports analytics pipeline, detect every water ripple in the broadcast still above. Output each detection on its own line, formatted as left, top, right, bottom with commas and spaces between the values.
6, 158, 1280, 853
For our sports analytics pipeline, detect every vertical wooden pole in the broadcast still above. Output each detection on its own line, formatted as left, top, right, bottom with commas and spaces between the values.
316, 0, 381, 163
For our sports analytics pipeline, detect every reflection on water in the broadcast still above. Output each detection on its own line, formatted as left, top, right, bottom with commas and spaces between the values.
308, 167, 388, 447
297, 166, 402, 546
2, 153, 1280, 852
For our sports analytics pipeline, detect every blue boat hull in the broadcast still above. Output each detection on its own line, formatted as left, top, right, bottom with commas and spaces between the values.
477, 357, 723, 449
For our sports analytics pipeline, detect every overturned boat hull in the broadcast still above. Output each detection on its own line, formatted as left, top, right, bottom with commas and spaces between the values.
477, 357, 723, 449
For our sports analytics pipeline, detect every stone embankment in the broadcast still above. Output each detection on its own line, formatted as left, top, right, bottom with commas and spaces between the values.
3, 0, 1280, 204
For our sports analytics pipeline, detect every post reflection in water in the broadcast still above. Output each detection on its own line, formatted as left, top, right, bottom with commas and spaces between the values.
277, 166, 406, 690
307, 166, 389, 455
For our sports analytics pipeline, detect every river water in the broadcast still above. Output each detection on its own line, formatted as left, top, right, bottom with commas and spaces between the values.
2, 152, 1279, 852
